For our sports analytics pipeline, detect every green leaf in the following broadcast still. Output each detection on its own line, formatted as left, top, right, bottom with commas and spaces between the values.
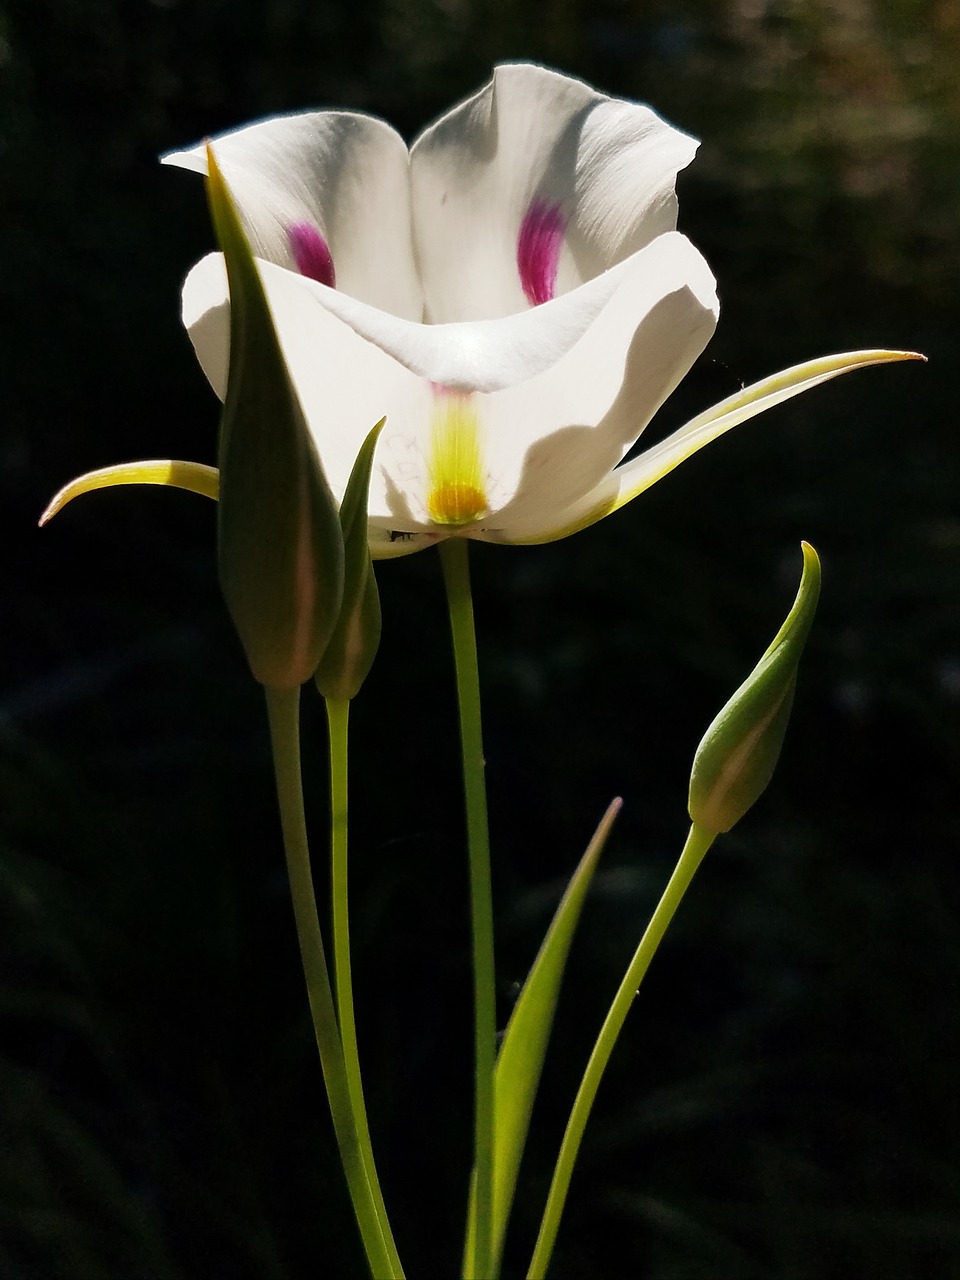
689, 541, 821, 834
206, 144, 344, 691
315, 419, 385, 701
467, 798, 621, 1273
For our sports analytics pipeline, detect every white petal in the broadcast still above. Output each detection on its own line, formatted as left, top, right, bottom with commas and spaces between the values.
493, 349, 927, 544
237, 247, 657, 392
181, 246, 622, 524
476, 233, 717, 533
409, 62, 699, 321
182, 253, 434, 529
367, 527, 437, 560
163, 112, 422, 320
182, 233, 718, 544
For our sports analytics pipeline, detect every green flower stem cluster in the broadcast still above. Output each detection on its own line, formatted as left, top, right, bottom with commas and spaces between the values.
207, 149, 402, 1275
39, 139, 847, 1280
40, 176, 827, 1277
457, 541, 820, 1279
526, 821, 716, 1279
266, 689, 401, 1277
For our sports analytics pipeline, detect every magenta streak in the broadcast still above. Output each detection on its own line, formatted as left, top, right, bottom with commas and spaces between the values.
517, 199, 565, 306
287, 221, 336, 288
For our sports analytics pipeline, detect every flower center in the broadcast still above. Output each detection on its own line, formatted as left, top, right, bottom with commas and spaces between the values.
426, 389, 488, 526
287, 221, 336, 288
428, 483, 488, 525
517, 199, 565, 306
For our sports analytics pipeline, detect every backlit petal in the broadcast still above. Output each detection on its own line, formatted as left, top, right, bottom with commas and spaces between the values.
182, 252, 435, 531
163, 113, 422, 319
476, 233, 717, 534
182, 248, 624, 528
199, 247, 672, 393
184, 232, 717, 543
410, 63, 699, 321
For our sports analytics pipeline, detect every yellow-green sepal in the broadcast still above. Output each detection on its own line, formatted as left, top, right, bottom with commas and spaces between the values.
315, 419, 385, 701
689, 542, 821, 835
206, 144, 344, 691
40, 459, 219, 525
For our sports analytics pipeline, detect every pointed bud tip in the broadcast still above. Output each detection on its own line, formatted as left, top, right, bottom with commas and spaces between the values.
799, 539, 820, 580
688, 542, 821, 835
314, 418, 389, 701
204, 140, 221, 182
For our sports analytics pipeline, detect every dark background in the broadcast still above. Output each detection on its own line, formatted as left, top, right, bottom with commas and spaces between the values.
2, 1, 958, 1276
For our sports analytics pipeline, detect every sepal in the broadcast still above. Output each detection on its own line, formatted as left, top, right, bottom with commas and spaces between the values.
40, 459, 219, 525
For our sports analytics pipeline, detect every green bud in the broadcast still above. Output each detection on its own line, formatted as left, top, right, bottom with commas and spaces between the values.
688, 542, 821, 834
314, 419, 385, 701
206, 144, 344, 690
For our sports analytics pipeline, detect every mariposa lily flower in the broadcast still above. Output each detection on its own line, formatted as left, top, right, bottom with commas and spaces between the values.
43, 65, 920, 548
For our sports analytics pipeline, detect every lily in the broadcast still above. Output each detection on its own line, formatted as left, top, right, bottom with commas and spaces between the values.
44, 65, 920, 543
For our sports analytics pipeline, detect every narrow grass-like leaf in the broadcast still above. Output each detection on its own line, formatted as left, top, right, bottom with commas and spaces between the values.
467, 797, 621, 1273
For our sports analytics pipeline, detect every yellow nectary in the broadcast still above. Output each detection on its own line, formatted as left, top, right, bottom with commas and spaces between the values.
427, 389, 488, 526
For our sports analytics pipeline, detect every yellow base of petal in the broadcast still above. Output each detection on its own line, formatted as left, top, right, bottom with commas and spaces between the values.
428, 483, 488, 526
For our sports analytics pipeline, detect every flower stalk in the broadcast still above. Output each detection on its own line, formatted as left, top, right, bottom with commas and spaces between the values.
526, 822, 715, 1278
527, 542, 823, 1275
439, 538, 497, 1280
265, 688, 399, 1278
325, 694, 404, 1277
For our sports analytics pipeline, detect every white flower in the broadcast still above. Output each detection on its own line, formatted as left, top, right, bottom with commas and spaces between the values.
163, 63, 919, 558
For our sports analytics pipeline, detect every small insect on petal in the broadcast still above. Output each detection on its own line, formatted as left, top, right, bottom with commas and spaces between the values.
517, 199, 566, 306
287, 221, 336, 288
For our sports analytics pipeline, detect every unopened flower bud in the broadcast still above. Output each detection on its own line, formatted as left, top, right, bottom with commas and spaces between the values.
689, 542, 821, 834
206, 144, 344, 690
315, 419, 385, 701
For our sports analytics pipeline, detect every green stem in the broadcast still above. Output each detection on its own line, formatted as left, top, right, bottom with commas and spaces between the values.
326, 695, 404, 1278
438, 538, 497, 1280
527, 822, 716, 1279
264, 686, 396, 1280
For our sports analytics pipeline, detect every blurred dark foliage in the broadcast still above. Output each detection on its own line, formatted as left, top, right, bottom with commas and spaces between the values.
2, 0, 958, 1276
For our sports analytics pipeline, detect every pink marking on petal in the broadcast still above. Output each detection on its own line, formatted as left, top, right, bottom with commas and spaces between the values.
429, 381, 470, 398
517, 199, 566, 306
287, 221, 336, 288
